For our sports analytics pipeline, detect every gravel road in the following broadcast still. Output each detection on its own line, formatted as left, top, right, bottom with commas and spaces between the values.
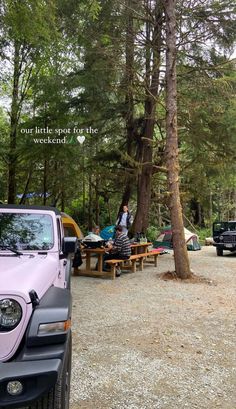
70, 246, 236, 409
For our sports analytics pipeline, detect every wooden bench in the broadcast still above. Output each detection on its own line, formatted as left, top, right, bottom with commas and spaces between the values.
106, 251, 162, 279
144, 250, 162, 267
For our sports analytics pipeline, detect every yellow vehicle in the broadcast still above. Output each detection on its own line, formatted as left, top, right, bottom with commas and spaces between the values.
61, 212, 84, 239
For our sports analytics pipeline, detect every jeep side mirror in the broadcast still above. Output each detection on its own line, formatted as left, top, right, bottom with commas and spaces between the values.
62, 237, 78, 255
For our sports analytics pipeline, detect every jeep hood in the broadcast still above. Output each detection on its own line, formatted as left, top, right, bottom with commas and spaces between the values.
0, 253, 59, 303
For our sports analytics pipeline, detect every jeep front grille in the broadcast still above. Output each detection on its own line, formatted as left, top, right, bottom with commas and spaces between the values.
223, 235, 236, 243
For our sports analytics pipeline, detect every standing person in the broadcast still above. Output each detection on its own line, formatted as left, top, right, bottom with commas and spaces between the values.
116, 204, 133, 235
92, 225, 101, 236
103, 225, 131, 276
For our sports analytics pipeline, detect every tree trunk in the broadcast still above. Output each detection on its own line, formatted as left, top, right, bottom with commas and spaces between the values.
231, 189, 236, 219
61, 188, 65, 212
95, 175, 100, 225
107, 199, 112, 225
8, 41, 21, 204
118, 183, 132, 215
164, 0, 191, 279
132, 1, 163, 233
43, 160, 48, 205
119, 0, 135, 211
82, 145, 86, 222
19, 166, 33, 204
133, 144, 153, 233
209, 190, 213, 227
157, 187, 162, 226
197, 202, 203, 227
88, 173, 93, 231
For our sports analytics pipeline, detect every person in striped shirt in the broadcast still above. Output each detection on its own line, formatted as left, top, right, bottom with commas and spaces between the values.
103, 225, 131, 276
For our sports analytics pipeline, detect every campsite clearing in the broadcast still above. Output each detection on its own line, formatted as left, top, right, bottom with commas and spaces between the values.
70, 246, 236, 409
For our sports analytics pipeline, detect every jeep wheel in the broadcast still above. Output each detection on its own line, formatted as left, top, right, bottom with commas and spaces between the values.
20, 334, 72, 409
216, 248, 223, 256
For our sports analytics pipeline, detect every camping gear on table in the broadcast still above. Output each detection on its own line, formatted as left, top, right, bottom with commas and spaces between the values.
133, 232, 148, 243
100, 225, 116, 241
82, 233, 105, 248
153, 225, 201, 251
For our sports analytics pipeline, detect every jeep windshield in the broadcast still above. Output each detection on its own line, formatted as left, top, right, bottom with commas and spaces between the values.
213, 221, 236, 237
0, 213, 54, 251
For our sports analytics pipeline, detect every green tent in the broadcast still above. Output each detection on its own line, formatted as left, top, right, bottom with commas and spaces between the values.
153, 225, 201, 251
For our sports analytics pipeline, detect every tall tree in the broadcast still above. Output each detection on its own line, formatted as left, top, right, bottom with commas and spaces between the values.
1, 0, 57, 203
164, 0, 191, 278
119, 0, 136, 210
132, 0, 164, 233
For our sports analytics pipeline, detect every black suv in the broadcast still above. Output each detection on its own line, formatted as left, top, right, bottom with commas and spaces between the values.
213, 221, 236, 256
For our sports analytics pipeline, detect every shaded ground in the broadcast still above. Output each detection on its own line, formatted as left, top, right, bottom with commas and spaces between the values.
70, 246, 236, 409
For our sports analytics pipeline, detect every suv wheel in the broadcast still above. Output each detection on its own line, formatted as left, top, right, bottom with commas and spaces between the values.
216, 248, 223, 256
19, 334, 72, 409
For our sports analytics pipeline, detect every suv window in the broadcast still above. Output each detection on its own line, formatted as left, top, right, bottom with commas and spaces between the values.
0, 213, 54, 250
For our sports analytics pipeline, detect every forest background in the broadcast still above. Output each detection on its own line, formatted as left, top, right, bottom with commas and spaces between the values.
0, 0, 236, 241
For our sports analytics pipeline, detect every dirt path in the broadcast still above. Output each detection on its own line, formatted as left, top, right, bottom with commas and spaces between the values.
70, 246, 236, 409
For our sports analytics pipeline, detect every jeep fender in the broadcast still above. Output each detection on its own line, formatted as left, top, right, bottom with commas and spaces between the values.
26, 286, 72, 347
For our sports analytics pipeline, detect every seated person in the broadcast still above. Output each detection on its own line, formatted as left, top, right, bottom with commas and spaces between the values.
103, 225, 131, 276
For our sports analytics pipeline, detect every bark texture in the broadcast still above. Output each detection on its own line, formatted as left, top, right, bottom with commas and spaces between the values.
120, 0, 135, 211
164, 0, 191, 279
132, 1, 163, 233
8, 41, 21, 204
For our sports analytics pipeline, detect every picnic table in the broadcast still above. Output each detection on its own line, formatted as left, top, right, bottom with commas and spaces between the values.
82, 247, 105, 277
130, 242, 152, 254
74, 242, 160, 279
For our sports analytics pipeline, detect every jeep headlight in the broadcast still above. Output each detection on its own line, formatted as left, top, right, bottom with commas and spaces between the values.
219, 235, 224, 241
0, 299, 22, 330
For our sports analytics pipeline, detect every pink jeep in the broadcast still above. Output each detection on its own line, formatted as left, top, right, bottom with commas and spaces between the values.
0, 205, 77, 409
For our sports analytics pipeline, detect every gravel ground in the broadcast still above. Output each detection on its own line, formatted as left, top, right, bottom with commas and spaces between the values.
70, 246, 236, 409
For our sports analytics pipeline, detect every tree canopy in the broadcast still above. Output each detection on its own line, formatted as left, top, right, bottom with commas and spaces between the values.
0, 0, 235, 236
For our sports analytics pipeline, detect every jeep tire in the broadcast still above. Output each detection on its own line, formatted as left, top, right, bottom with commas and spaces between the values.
52, 333, 72, 409
216, 247, 223, 256
19, 334, 72, 409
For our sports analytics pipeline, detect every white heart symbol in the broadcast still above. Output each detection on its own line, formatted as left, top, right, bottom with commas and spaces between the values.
77, 135, 85, 144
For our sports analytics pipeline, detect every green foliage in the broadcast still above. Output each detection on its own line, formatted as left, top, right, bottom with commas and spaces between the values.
146, 225, 160, 242
0, 0, 235, 230
2, 0, 58, 46
196, 227, 212, 242
88, 0, 102, 20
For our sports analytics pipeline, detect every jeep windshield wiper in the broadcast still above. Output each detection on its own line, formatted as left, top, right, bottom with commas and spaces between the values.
0, 246, 23, 256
